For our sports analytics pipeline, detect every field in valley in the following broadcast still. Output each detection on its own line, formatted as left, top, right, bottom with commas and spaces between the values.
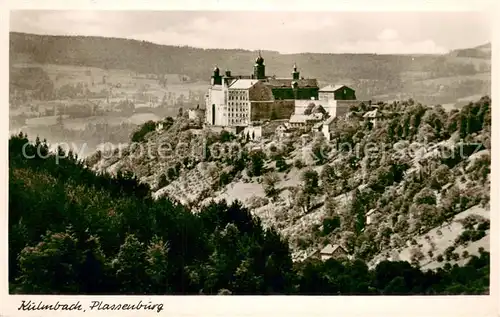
9, 62, 210, 157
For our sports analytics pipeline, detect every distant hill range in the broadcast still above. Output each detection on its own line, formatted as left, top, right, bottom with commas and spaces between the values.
448, 43, 491, 59
9, 32, 491, 105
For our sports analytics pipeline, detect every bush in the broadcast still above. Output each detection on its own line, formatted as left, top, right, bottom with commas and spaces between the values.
430, 165, 450, 189
410, 248, 424, 265
218, 289, 232, 295
219, 131, 236, 143
455, 230, 472, 246
322, 216, 341, 236
219, 172, 232, 186
247, 151, 266, 177
275, 156, 289, 172
445, 246, 456, 261
437, 254, 444, 262
471, 230, 486, 242
131, 120, 156, 142
294, 159, 304, 169
167, 167, 178, 180
413, 187, 436, 205
263, 172, 280, 199
246, 195, 269, 209
477, 220, 490, 231
459, 215, 483, 230
157, 174, 169, 189
296, 237, 313, 250
455, 229, 486, 246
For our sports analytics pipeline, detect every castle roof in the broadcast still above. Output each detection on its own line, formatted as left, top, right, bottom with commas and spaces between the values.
228, 79, 259, 89
266, 78, 318, 88
255, 51, 264, 64
319, 84, 351, 92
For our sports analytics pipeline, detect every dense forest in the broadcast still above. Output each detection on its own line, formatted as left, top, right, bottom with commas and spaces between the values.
9, 132, 489, 295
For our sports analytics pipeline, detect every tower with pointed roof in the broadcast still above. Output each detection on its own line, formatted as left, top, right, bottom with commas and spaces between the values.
292, 63, 300, 80
211, 65, 222, 85
253, 51, 266, 80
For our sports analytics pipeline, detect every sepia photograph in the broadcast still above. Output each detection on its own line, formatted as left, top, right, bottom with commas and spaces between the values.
4, 1, 497, 312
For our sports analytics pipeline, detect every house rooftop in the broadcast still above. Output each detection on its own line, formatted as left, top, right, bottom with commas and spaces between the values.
366, 208, 377, 216
312, 121, 323, 129
229, 79, 259, 89
442, 183, 454, 190
324, 116, 336, 125
319, 84, 350, 92
276, 123, 290, 130
289, 114, 309, 123
289, 113, 323, 123
363, 109, 382, 118
320, 244, 344, 255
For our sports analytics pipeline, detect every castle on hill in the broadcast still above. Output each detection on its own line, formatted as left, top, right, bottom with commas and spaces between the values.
204, 51, 358, 128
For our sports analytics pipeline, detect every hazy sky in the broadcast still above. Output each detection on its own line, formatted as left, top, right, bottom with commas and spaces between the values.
10, 10, 491, 54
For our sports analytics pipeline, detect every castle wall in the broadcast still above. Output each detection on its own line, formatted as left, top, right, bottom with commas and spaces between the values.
294, 99, 360, 118
205, 85, 228, 126
250, 100, 295, 122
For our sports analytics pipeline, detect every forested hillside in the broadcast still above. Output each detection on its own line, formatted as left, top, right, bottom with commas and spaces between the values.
9, 133, 489, 294
90, 96, 491, 271
10, 32, 490, 104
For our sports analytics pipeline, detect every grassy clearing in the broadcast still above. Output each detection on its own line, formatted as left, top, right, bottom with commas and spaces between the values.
369, 205, 490, 270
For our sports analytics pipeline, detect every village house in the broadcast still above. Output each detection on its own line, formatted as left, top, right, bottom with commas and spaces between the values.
311, 116, 337, 141
188, 105, 205, 121
441, 182, 454, 194
155, 122, 164, 133
366, 208, 378, 226
275, 123, 293, 140
312, 121, 323, 133
362, 108, 385, 128
242, 124, 263, 141
318, 244, 349, 261
288, 112, 324, 129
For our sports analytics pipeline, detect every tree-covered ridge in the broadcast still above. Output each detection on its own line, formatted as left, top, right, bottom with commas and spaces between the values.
94, 96, 491, 268
10, 134, 293, 294
9, 133, 489, 294
10, 32, 490, 104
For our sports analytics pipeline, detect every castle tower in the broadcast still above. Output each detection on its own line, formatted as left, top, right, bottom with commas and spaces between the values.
292, 63, 300, 80
211, 66, 222, 85
254, 51, 266, 80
